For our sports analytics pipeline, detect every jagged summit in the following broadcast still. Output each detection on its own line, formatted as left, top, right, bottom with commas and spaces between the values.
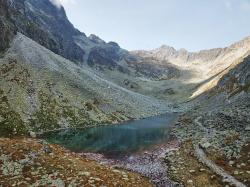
0, 0, 85, 61
158, 45, 176, 51
88, 34, 105, 44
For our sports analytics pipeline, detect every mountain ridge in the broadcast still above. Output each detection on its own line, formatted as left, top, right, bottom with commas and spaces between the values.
0, 1, 250, 186
0, 0, 249, 136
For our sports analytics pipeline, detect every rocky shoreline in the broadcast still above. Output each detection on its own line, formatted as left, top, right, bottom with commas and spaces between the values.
80, 139, 182, 187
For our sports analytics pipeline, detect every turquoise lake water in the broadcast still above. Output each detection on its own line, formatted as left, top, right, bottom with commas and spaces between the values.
41, 113, 178, 157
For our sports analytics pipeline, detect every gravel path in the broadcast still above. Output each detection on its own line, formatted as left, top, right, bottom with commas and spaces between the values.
195, 145, 247, 187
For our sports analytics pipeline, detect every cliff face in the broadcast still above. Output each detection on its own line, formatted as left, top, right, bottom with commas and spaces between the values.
0, 0, 14, 52
0, 0, 86, 62
0, 0, 130, 68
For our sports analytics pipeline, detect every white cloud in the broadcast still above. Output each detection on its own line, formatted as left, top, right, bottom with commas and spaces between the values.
49, 0, 76, 8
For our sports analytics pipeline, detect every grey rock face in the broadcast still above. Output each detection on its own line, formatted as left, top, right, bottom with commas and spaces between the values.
0, 0, 15, 52
88, 34, 105, 44
0, 0, 130, 70
133, 45, 223, 64
2, 0, 86, 62
87, 44, 122, 70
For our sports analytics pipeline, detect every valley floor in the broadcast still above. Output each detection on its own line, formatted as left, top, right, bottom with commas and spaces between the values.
0, 103, 249, 187
0, 95, 249, 187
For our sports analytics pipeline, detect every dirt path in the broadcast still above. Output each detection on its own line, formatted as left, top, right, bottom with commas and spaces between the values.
194, 145, 247, 187
194, 116, 247, 187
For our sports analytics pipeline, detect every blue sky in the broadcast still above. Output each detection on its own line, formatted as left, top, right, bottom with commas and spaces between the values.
57, 0, 250, 51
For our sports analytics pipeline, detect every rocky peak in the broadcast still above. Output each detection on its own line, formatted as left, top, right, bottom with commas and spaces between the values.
108, 41, 120, 48
0, 0, 87, 62
229, 36, 250, 49
132, 44, 225, 64
155, 45, 177, 55
88, 34, 105, 44
159, 45, 176, 51
0, 0, 129, 69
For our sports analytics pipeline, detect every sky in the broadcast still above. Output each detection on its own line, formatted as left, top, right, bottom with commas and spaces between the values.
56, 0, 250, 51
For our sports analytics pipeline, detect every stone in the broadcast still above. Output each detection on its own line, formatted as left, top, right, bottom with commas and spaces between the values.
78, 171, 90, 177
88, 179, 95, 184
245, 125, 250, 131
43, 146, 52, 154
229, 161, 235, 165
93, 177, 101, 181
189, 170, 196, 173
210, 175, 216, 179
122, 174, 128, 178
187, 180, 193, 183
199, 138, 211, 149
112, 169, 121, 173
233, 171, 239, 175
0, 116, 4, 123
51, 179, 65, 187
240, 163, 246, 167
29, 131, 36, 138
68, 180, 77, 187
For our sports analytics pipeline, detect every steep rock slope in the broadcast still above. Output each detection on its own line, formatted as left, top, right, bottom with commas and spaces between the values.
0, 0, 183, 82
0, 33, 168, 136
0, 0, 86, 62
0, 0, 125, 67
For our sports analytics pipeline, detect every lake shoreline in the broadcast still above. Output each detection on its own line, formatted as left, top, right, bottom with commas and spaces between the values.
79, 138, 181, 187
40, 113, 180, 154
37, 112, 181, 136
